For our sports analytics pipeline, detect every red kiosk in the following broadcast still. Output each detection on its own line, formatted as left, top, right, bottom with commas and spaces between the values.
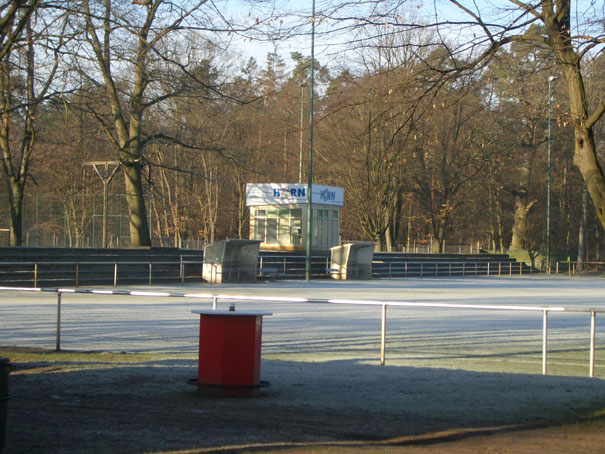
191, 309, 271, 396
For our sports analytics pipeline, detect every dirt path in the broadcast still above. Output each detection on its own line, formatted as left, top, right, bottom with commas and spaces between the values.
3, 349, 605, 454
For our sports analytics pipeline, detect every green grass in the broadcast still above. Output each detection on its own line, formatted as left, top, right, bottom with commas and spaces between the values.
265, 346, 605, 378
0, 347, 196, 372
3, 343, 603, 379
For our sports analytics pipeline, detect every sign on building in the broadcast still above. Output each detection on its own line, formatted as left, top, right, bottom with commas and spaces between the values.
245, 183, 344, 251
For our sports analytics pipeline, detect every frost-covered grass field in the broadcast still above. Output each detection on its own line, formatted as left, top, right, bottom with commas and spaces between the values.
3, 276, 605, 453
1, 275, 604, 378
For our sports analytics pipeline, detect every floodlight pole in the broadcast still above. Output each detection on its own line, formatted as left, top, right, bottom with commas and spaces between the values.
305, 0, 316, 281
546, 76, 556, 274
84, 161, 120, 248
299, 82, 306, 184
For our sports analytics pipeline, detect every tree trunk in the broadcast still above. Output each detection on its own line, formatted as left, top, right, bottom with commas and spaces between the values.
510, 150, 533, 250
8, 178, 24, 246
385, 224, 393, 252
432, 217, 447, 253
236, 179, 246, 239
571, 125, 605, 227
543, 2, 605, 229
577, 186, 588, 271
510, 197, 528, 250
123, 161, 150, 247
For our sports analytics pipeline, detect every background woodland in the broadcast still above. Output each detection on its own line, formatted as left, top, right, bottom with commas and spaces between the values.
0, 0, 604, 265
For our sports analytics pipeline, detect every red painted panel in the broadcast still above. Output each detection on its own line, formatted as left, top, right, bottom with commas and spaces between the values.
197, 314, 263, 386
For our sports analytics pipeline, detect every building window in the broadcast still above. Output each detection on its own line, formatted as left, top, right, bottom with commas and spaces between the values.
291, 208, 303, 246
312, 208, 339, 247
253, 210, 266, 241
253, 208, 304, 247
266, 215, 278, 243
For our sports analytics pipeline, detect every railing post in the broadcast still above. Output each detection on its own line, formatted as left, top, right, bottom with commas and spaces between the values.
114, 262, 118, 287
212, 296, 218, 310
543, 310, 549, 375
75, 263, 79, 288
34, 263, 38, 288
149, 263, 153, 286
56, 292, 62, 352
487, 262, 490, 276
380, 304, 387, 366
590, 311, 596, 378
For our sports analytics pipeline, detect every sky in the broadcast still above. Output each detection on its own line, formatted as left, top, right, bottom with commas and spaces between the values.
221, 0, 603, 72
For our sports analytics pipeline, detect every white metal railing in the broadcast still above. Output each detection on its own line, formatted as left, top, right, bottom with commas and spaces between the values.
0, 286, 601, 378
372, 261, 532, 278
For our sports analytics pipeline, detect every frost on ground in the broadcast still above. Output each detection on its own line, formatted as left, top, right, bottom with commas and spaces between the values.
2, 276, 605, 453
4, 351, 605, 454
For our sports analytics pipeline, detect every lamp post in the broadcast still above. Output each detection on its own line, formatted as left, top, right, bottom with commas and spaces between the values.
305, 0, 315, 281
546, 75, 557, 274
299, 82, 306, 184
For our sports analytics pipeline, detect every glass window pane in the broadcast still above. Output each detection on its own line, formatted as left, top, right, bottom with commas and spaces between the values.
254, 218, 265, 241
266, 218, 277, 243
291, 217, 302, 246
278, 217, 289, 244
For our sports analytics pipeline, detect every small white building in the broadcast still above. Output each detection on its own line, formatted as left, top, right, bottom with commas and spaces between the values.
246, 183, 344, 251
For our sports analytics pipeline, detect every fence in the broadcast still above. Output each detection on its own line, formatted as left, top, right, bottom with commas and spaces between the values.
0, 259, 205, 287
0, 257, 599, 287
0, 255, 332, 287
552, 261, 605, 274
400, 245, 480, 254
373, 260, 588, 277
0, 286, 601, 378
373, 261, 530, 278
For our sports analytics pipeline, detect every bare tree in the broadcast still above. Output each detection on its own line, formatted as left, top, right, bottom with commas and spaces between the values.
0, 0, 39, 61
73, 0, 277, 247
0, 5, 66, 245
324, 0, 605, 229
408, 77, 491, 252
485, 44, 557, 250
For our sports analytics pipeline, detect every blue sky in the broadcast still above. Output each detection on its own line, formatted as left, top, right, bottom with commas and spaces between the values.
223, 0, 603, 71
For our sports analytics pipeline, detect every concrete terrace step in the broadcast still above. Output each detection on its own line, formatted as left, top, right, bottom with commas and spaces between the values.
0, 247, 531, 286
0, 247, 204, 287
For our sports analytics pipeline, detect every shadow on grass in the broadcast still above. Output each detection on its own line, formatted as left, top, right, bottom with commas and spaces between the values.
2, 348, 605, 454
